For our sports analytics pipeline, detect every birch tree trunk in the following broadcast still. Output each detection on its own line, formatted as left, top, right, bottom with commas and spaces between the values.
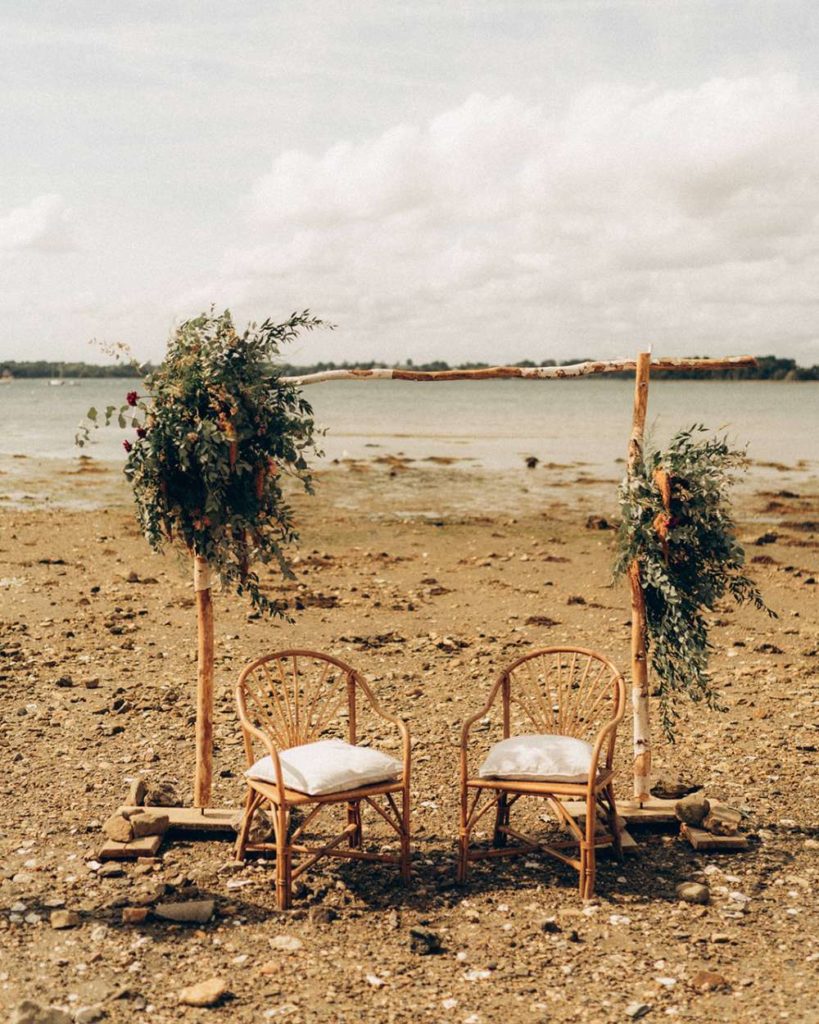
194, 556, 214, 808
628, 353, 652, 804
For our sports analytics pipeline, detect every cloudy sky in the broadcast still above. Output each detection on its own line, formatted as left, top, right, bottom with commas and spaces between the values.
2, 1, 819, 366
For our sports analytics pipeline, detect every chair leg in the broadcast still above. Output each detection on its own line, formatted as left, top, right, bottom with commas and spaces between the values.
605, 783, 623, 861
275, 805, 292, 911
580, 795, 597, 899
347, 800, 362, 849
400, 785, 411, 884
234, 788, 258, 862
492, 792, 509, 848
457, 786, 470, 883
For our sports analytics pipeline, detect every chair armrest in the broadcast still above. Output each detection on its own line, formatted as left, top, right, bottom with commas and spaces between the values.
460, 676, 504, 782
236, 712, 288, 804
587, 717, 621, 788
354, 676, 411, 784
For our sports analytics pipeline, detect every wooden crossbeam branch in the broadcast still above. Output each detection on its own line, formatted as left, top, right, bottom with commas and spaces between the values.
283, 355, 756, 386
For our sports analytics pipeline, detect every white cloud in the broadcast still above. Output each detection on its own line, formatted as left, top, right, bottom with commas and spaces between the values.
0, 194, 75, 253
194, 75, 819, 363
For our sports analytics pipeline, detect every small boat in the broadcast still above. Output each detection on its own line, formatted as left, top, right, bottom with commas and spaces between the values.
48, 378, 65, 386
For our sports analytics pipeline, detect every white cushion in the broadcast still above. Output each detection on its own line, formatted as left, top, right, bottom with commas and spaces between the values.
478, 734, 595, 783
246, 738, 402, 796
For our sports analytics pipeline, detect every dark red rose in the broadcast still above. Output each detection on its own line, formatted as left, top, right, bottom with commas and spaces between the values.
126, 391, 139, 407
122, 439, 133, 452
136, 427, 147, 438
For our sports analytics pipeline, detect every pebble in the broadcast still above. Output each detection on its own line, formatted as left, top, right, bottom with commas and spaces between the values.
10, 1003, 72, 1024
74, 1007, 105, 1024
624, 1002, 651, 1019
676, 882, 710, 905
269, 934, 304, 952
122, 907, 149, 924
49, 910, 80, 930
308, 906, 338, 925
409, 925, 443, 955
154, 900, 215, 924
178, 977, 229, 1007
691, 970, 730, 993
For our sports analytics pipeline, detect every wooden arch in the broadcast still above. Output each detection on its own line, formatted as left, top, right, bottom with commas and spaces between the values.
192, 353, 755, 813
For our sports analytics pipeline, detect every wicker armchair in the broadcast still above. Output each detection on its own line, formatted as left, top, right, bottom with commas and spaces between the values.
235, 650, 411, 909
458, 646, 626, 898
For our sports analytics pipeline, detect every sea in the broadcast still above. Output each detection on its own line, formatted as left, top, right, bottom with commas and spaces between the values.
0, 376, 816, 476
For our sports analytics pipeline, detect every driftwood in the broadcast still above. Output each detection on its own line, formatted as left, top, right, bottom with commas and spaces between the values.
282, 356, 755, 386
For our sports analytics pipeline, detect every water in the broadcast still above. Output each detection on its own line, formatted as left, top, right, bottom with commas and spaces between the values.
0, 376, 816, 474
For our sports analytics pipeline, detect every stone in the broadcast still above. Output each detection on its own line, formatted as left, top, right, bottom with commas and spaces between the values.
409, 925, 443, 955
585, 515, 613, 530
691, 971, 730, 993
54, 675, 74, 688
540, 917, 562, 934
804, 838, 819, 851
676, 882, 710, 905
308, 905, 338, 925
269, 934, 304, 952
74, 1007, 106, 1024
675, 794, 710, 826
49, 909, 80, 929
98, 863, 124, 879
127, 779, 146, 806
232, 807, 275, 845
143, 780, 179, 807
102, 814, 133, 844
155, 900, 215, 924
651, 777, 699, 801
177, 977, 229, 1007
624, 1003, 651, 1020
10, 1003, 72, 1024
129, 811, 169, 838
702, 812, 739, 836
122, 907, 149, 924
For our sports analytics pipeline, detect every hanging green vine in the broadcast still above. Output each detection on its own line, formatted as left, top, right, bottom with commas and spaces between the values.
77, 308, 328, 615
614, 425, 775, 738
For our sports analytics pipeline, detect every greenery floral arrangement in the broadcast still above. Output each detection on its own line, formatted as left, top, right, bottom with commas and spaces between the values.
77, 308, 327, 614
614, 425, 774, 737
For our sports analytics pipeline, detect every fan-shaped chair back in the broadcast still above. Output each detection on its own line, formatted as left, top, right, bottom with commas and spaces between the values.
236, 649, 372, 764
499, 646, 626, 767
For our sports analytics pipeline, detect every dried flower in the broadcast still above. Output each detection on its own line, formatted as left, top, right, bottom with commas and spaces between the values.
122, 439, 133, 452
126, 391, 139, 407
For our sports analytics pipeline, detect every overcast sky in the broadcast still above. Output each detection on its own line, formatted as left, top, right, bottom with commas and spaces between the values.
2, 1, 818, 366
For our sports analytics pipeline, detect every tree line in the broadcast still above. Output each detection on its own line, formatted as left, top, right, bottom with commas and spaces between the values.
2, 354, 817, 381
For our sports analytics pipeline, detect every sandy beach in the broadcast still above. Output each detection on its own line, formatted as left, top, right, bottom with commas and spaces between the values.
1, 455, 817, 1023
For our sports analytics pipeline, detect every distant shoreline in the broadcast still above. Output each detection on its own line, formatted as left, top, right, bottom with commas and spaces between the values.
2, 355, 818, 381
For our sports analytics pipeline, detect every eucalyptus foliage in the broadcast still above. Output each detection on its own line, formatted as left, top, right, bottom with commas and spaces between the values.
614, 425, 774, 737
77, 309, 327, 614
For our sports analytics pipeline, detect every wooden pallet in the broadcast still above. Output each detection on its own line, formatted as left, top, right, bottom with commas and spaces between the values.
100, 834, 162, 860
120, 806, 237, 834
680, 824, 750, 851
616, 797, 679, 825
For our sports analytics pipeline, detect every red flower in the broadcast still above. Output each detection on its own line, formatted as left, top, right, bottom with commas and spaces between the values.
136, 427, 147, 438
122, 439, 133, 452
126, 391, 139, 407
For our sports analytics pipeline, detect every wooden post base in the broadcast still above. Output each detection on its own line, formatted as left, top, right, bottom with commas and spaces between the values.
617, 797, 679, 825
99, 806, 238, 860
